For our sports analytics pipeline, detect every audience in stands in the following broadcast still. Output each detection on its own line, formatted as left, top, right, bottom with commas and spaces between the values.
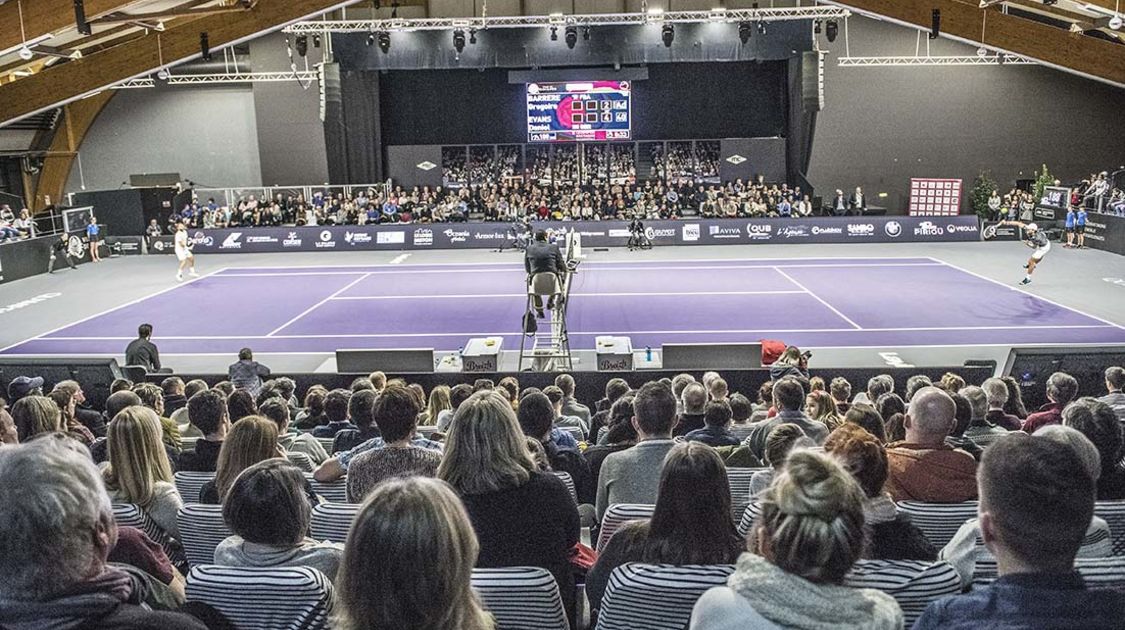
179, 390, 230, 472
1022, 371, 1079, 433
596, 382, 679, 520
259, 396, 327, 464
48, 389, 95, 446
768, 346, 810, 381
692, 450, 904, 629
346, 385, 442, 503
53, 378, 105, 436
437, 383, 475, 432
745, 378, 828, 460
227, 348, 270, 397
6, 375, 43, 405
133, 382, 184, 453
944, 392, 983, 462
916, 432, 1125, 628
829, 377, 852, 414
677, 382, 709, 436
685, 400, 741, 447
588, 442, 743, 612
884, 387, 977, 502
335, 477, 494, 630
555, 373, 591, 424
419, 384, 451, 427
1098, 366, 1125, 421
1063, 397, 1125, 500
0, 399, 17, 445
959, 385, 1008, 449
981, 377, 1023, 431
438, 390, 580, 619
585, 393, 638, 483
1001, 376, 1030, 420
807, 390, 844, 432
216, 460, 343, 580
750, 424, 811, 498
10, 394, 60, 443
543, 385, 589, 439
102, 406, 184, 539
311, 389, 356, 438
518, 391, 594, 505
162, 377, 189, 416
294, 385, 327, 430
200, 415, 281, 504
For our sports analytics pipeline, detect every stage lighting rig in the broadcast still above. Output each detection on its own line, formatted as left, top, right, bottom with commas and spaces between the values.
296, 35, 309, 57
453, 29, 466, 53
378, 31, 391, 53
825, 19, 838, 42
738, 21, 752, 43
565, 25, 578, 48
200, 32, 211, 61
469, 29, 478, 44
661, 23, 674, 47
366, 32, 375, 46
550, 26, 558, 41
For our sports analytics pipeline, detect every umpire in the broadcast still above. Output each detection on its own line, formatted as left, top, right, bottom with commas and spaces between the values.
48, 233, 78, 274
524, 230, 565, 318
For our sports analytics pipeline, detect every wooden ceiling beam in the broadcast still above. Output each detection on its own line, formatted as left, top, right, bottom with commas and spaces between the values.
829, 0, 1125, 87
0, 0, 363, 128
91, 1, 259, 25
0, 0, 150, 53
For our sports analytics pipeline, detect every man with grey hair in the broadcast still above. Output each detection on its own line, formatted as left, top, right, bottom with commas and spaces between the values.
1098, 366, 1125, 422
1023, 371, 1079, 434
676, 381, 709, 436
0, 438, 211, 629
855, 374, 894, 406
885, 386, 978, 502
670, 373, 696, 416
981, 377, 1023, 431
960, 385, 1009, 449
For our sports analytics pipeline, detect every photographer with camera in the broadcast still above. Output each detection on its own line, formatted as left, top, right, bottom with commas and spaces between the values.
627, 215, 651, 251
769, 345, 811, 381
47, 232, 78, 274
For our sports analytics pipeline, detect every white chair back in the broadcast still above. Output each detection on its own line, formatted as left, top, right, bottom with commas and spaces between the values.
895, 500, 979, 548
595, 564, 736, 630
472, 566, 569, 630
309, 502, 363, 544
186, 565, 334, 630
597, 504, 656, 552
844, 559, 962, 628
177, 504, 230, 566
174, 471, 216, 503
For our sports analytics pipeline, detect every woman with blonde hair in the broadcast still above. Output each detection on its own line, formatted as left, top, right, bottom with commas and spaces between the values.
10, 395, 63, 442
419, 384, 451, 427
438, 390, 579, 621
336, 477, 493, 630
691, 450, 903, 629
102, 406, 183, 539
48, 389, 94, 446
805, 390, 843, 432
199, 415, 282, 504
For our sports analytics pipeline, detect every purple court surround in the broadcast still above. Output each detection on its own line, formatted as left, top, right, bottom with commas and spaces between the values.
4, 256, 1125, 357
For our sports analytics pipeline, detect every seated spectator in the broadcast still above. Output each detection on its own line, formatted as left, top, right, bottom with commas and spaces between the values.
125, 323, 165, 373
843, 403, 887, 442
293, 385, 328, 430
915, 432, 1125, 628
750, 423, 812, 498
555, 373, 591, 424
312, 403, 442, 484
368, 370, 387, 394
671, 373, 696, 416
436, 383, 474, 432
518, 391, 594, 504
227, 347, 270, 397
745, 378, 829, 460
708, 377, 730, 402
542, 385, 588, 439
162, 377, 189, 416
179, 390, 230, 472
1022, 371, 1078, 434
685, 400, 741, 447
905, 375, 933, 403
940, 372, 966, 394
102, 407, 183, 539
1063, 397, 1125, 500
728, 393, 754, 434
52, 379, 105, 437
226, 389, 257, 422
885, 387, 977, 502
259, 397, 327, 465
172, 379, 210, 438
807, 390, 843, 432
418, 384, 451, 427
768, 346, 809, 381
959, 385, 1008, 449
751, 380, 773, 420
825, 424, 936, 561
677, 382, 709, 436
586, 393, 638, 482
830, 377, 852, 414
216, 460, 343, 580
691, 450, 903, 629
596, 381, 679, 520
438, 390, 580, 619
133, 383, 183, 453
981, 377, 1023, 431
853, 374, 893, 407
200, 416, 282, 504
945, 392, 983, 462
0, 438, 211, 629
0, 398, 17, 445
1001, 376, 1030, 420
873, 392, 905, 428
941, 425, 1113, 588
346, 385, 442, 503
11, 394, 63, 443
329, 390, 378, 455
312, 389, 356, 438
47, 389, 94, 446
588, 442, 743, 611
334, 477, 493, 630
6, 375, 43, 405
1097, 366, 1125, 422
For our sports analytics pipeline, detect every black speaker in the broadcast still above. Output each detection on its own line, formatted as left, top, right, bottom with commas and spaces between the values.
336, 349, 436, 374
800, 51, 822, 113
930, 9, 941, 40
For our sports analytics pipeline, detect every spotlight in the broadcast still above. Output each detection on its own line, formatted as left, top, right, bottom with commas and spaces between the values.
757, 21, 766, 35
453, 29, 466, 53
565, 25, 577, 49
1111, 15, 1123, 30
295, 34, 308, 57
378, 31, 391, 53
738, 21, 752, 44
366, 32, 375, 46
550, 26, 558, 41
18, 46, 34, 61
313, 34, 322, 48
814, 20, 822, 34
469, 29, 477, 44
157, 68, 169, 80
200, 32, 211, 61
661, 23, 674, 48
583, 25, 591, 40
825, 19, 838, 43
976, 46, 988, 57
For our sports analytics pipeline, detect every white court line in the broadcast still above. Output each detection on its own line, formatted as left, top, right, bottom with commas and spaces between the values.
29, 324, 1117, 342
215, 262, 942, 277
0, 265, 232, 354
265, 272, 373, 337
329, 290, 808, 300
772, 267, 863, 330
926, 256, 1125, 331
389, 253, 411, 264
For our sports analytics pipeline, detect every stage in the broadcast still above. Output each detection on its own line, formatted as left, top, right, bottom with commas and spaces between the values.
2, 240, 1124, 373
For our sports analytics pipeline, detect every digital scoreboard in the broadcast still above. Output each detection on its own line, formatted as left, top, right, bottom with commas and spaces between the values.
526, 81, 632, 143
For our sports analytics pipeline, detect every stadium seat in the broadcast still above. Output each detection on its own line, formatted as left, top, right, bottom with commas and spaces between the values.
177, 504, 230, 566
726, 467, 763, 522
472, 566, 569, 630
185, 565, 334, 630
179, 436, 200, 453
844, 559, 962, 627
597, 504, 655, 551
895, 501, 979, 548
416, 425, 439, 439
287, 450, 315, 472
314, 437, 335, 453
736, 501, 762, 537
550, 470, 577, 503
305, 473, 348, 503
309, 502, 362, 544
595, 563, 736, 630
558, 425, 585, 443
174, 471, 216, 503
1093, 500, 1125, 555
112, 502, 187, 570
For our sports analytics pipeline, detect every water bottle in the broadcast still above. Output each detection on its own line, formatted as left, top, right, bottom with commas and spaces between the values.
645, 346, 652, 362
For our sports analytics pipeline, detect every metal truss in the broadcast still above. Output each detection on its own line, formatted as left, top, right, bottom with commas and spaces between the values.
112, 78, 155, 88
111, 71, 319, 89
837, 54, 1036, 66
283, 6, 851, 33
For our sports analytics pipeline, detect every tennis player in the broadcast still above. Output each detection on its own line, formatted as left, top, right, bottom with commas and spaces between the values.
174, 222, 198, 282
998, 220, 1049, 285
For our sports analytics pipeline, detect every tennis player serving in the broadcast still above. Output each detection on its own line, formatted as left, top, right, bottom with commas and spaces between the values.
174, 222, 199, 282
996, 220, 1049, 285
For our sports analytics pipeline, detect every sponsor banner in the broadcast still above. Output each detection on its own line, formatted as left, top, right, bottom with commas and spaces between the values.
981, 221, 1021, 241
1084, 214, 1125, 256
185, 216, 983, 254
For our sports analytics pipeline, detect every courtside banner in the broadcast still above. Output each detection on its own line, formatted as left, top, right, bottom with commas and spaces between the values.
1084, 214, 1125, 256
185, 216, 982, 253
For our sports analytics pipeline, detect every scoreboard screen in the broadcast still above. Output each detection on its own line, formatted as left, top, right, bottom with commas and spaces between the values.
527, 81, 632, 143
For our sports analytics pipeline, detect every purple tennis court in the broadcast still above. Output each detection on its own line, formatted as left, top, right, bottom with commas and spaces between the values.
3, 256, 1124, 357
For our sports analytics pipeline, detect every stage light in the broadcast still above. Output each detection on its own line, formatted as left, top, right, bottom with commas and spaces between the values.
74, 0, 91, 36
296, 34, 308, 57
18, 46, 34, 61
583, 25, 591, 40
565, 25, 578, 49
469, 29, 477, 44
826, 19, 838, 42
739, 21, 752, 44
661, 23, 675, 47
366, 32, 375, 46
200, 32, 211, 61
313, 34, 321, 48
814, 20, 822, 34
378, 31, 390, 53
157, 68, 169, 80
757, 21, 766, 35
977, 46, 988, 57
1110, 15, 1124, 30
453, 29, 466, 53
930, 9, 941, 40
550, 26, 558, 41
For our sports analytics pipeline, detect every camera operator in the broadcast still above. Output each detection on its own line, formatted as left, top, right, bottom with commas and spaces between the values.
48, 232, 78, 274
524, 230, 565, 319
627, 215, 650, 250
769, 345, 811, 380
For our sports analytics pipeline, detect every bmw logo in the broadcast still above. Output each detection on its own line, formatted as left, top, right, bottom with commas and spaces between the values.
885, 221, 902, 238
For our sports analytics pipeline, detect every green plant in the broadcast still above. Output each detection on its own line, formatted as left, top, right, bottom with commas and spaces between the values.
1033, 164, 1054, 203
970, 171, 998, 219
